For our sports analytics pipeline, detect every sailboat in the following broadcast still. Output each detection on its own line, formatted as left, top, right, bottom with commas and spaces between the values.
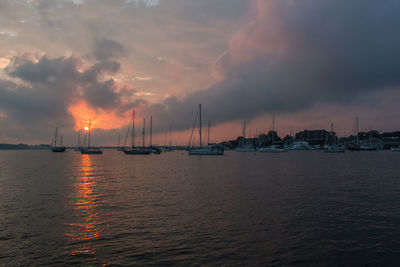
258, 115, 287, 153
188, 104, 224, 155
123, 110, 152, 154
348, 117, 376, 151
235, 120, 256, 152
74, 130, 81, 151
80, 119, 103, 154
51, 127, 66, 152
323, 123, 345, 153
116, 134, 124, 151
148, 116, 162, 154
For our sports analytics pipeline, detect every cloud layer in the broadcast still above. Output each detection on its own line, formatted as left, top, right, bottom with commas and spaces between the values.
144, 0, 400, 132
1, 0, 400, 144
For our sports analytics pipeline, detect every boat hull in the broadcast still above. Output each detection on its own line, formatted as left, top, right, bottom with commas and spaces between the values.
52, 147, 66, 152
123, 149, 152, 154
81, 149, 103, 154
235, 147, 256, 152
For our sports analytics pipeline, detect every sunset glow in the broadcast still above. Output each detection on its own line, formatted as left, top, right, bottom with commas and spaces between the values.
68, 100, 130, 131
0, 0, 399, 146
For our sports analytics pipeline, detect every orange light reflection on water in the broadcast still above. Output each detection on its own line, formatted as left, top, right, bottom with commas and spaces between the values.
65, 154, 100, 258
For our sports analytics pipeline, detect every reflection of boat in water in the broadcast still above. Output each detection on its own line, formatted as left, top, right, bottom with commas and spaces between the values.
188, 104, 224, 155
324, 146, 345, 153
235, 146, 256, 152
51, 126, 66, 152
81, 119, 103, 154
123, 110, 152, 155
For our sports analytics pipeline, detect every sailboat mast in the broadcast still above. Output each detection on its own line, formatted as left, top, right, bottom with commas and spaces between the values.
199, 104, 202, 147
369, 127, 372, 145
55, 127, 58, 147
88, 119, 91, 149
150, 116, 153, 147
207, 120, 210, 146
356, 117, 359, 146
143, 117, 146, 148
78, 130, 81, 147
272, 115, 275, 145
132, 110, 135, 148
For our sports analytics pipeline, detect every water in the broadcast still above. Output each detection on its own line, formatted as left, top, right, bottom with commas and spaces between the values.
0, 150, 399, 265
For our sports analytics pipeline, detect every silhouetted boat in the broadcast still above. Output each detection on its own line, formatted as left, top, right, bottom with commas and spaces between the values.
323, 123, 345, 153
51, 127, 66, 152
258, 115, 287, 153
81, 119, 103, 154
188, 104, 224, 155
235, 120, 256, 152
147, 116, 162, 154
348, 117, 376, 151
123, 110, 152, 155
74, 130, 82, 151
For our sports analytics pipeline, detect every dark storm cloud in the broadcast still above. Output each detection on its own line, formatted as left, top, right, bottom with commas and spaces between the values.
143, 0, 400, 132
93, 39, 125, 61
81, 60, 120, 84
83, 79, 119, 108
0, 53, 137, 141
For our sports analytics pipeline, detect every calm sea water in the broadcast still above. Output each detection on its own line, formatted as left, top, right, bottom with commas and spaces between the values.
0, 150, 399, 266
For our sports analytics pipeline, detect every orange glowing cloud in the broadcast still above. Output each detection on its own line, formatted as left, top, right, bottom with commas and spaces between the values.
68, 100, 130, 131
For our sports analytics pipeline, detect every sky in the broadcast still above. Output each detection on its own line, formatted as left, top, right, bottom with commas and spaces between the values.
1, 0, 400, 145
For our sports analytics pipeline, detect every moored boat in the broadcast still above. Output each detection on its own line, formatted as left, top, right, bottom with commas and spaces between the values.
80, 119, 103, 154
188, 104, 224, 155
50, 127, 66, 152
123, 110, 151, 155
